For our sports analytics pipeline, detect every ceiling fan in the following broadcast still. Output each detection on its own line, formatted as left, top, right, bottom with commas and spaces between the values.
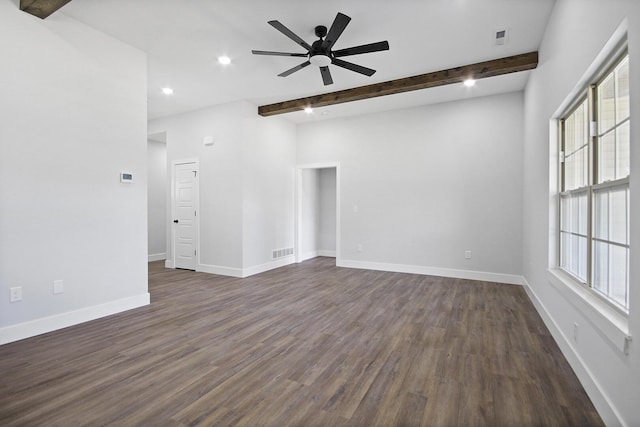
252, 12, 390, 86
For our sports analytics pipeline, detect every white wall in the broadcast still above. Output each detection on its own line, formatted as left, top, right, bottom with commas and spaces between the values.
297, 92, 524, 283
148, 102, 296, 276
147, 140, 167, 261
242, 116, 296, 271
318, 168, 337, 256
522, 1, 640, 425
0, 2, 149, 344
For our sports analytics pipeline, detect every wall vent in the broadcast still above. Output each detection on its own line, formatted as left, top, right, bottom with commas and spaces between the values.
272, 247, 294, 260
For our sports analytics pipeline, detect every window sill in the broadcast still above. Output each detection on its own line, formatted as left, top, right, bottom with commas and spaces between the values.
547, 268, 631, 355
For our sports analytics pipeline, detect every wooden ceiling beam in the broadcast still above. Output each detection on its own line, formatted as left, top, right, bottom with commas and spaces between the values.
20, 0, 72, 19
258, 51, 538, 117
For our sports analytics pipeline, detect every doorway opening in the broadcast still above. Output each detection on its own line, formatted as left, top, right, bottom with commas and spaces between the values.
296, 163, 340, 265
147, 132, 167, 263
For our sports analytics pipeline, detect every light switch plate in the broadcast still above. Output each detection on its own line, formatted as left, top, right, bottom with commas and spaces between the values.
10, 287, 22, 302
53, 280, 64, 294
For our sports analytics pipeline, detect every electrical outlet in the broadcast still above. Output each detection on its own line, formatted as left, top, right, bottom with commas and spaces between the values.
10, 287, 22, 302
465, 250, 472, 259
357, 243, 363, 252
53, 280, 64, 294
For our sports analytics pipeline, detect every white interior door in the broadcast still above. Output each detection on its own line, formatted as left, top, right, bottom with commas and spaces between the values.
172, 161, 198, 270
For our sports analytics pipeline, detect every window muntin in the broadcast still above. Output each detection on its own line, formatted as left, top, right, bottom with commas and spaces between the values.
559, 52, 630, 312
592, 184, 629, 308
597, 55, 630, 183
560, 190, 588, 282
563, 99, 589, 191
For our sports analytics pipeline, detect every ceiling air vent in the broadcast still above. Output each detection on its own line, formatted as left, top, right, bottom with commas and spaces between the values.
494, 28, 510, 46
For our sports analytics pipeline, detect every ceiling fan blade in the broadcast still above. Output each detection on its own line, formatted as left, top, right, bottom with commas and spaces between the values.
278, 61, 311, 77
332, 58, 376, 76
322, 12, 351, 50
268, 20, 312, 51
252, 50, 308, 57
320, 66, 333, 86
333, 41, 390, 58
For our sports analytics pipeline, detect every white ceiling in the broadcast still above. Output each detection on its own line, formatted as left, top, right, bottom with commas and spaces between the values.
60, 0, 555, 123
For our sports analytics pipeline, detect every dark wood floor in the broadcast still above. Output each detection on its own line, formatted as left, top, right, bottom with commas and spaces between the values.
0, 258, 603, 426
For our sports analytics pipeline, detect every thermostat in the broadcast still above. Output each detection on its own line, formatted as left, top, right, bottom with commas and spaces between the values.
120, 172, 133, 183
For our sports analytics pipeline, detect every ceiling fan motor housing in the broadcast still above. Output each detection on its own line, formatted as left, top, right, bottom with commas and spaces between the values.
310, 37, 332, 66
314, 25, 328, 38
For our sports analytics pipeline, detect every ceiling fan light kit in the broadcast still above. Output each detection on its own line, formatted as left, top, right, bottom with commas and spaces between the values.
252, 12, 390, 86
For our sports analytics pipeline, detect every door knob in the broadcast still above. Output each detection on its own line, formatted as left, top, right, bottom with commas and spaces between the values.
173, 219, 179, 223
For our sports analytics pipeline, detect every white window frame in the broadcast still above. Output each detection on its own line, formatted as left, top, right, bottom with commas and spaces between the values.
558, 50, 630, 315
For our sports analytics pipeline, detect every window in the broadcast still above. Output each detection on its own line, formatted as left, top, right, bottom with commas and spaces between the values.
559, 52, 630, 312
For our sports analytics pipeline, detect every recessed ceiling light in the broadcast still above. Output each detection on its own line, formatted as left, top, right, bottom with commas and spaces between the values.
463, 79, 476, 87
304, 107, 313, 114
218, 56, 231, 65
161, 87, 174, 95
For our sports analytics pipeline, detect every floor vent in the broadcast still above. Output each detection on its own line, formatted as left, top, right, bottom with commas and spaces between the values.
272, 247, 294, 259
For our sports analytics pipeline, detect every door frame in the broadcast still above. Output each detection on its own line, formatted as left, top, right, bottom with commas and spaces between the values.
295, 162, 341, 264
167, 158, 200, 270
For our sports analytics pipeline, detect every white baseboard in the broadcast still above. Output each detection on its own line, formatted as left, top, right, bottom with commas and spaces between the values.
297, 250, 335, 262
337, 259, 523, 285
197, 263, 243, 278
196, 258, 296, 278
148, 253, 166, 262
521, 278, 623, 427
165, 259, 174, 269
317, 250, 336, 258
0, 293, 150, 345
242, 255, 295, 278
298, 251, 318, 262
187, 258, 297, 279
